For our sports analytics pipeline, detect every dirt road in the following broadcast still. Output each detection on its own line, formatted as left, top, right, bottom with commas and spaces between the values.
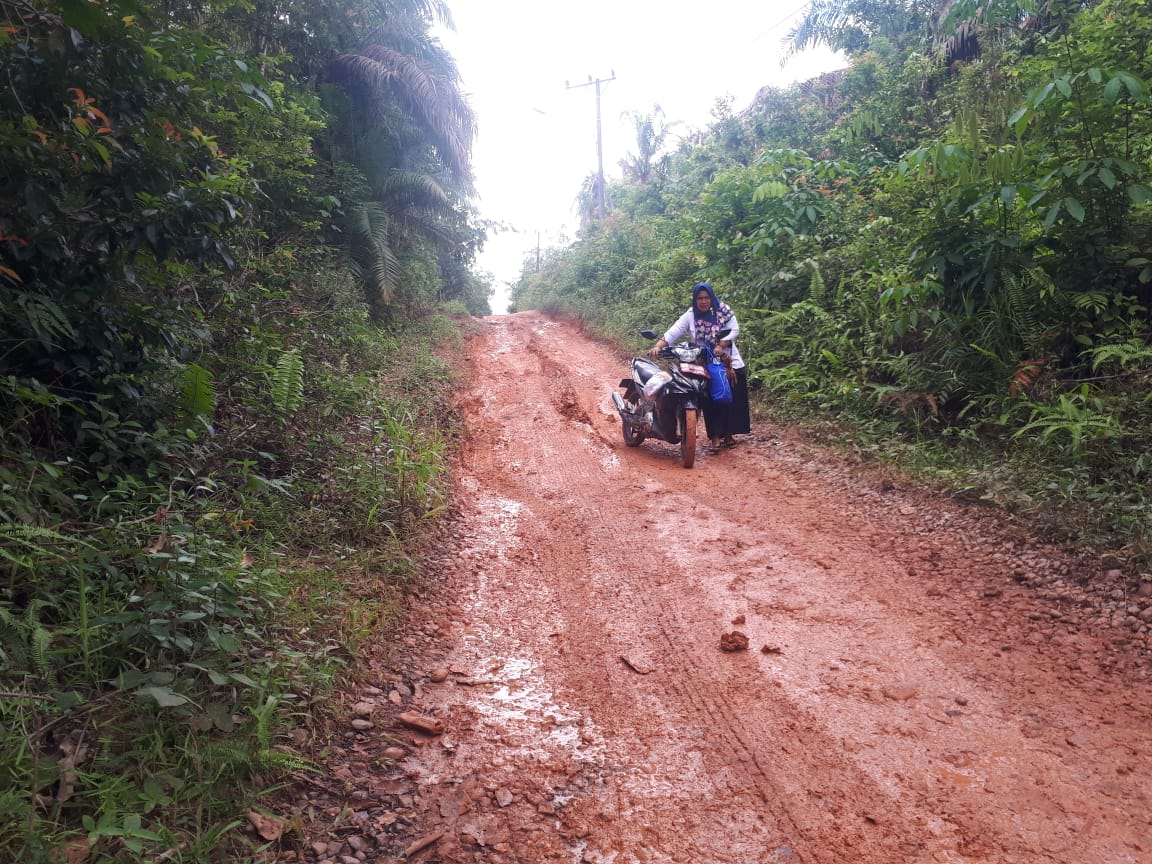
300, 313, 1152, 864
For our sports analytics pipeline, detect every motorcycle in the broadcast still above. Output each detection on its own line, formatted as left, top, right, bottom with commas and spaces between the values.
609, 329, 730, 469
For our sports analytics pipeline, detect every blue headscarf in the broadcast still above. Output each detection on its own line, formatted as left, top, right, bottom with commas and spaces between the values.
690, 282, 734, 348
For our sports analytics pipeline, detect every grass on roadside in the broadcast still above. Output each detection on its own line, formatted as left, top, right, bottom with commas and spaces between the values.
0, 274, 467, 863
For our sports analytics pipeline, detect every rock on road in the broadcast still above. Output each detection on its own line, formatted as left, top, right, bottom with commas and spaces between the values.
331, 313, 1152, 864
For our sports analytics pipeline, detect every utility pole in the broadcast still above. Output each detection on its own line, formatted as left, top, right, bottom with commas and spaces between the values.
566, 71, 615, 221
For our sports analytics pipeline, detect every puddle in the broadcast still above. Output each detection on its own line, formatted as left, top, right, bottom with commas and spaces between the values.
466, 491, 523, 559
461, 650, 592, 752
451, 490, 605, 762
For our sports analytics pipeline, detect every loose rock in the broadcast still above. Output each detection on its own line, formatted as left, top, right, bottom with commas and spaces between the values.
396, 711, 445, 735
882, 685, 918, 701
720, 631, 750, 652
621, 655, 654, 674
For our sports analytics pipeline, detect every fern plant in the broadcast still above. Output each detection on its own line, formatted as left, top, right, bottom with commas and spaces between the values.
16, 293, 74, 349
180, 363, 217, 425
1001, 272, 1047, 355
0, 524, 79, 570
805, 258, 827, 306
0, 601, 57, 687
1013, 385, 1125, 458
270, 351, 305, 418
1089, 338, 1152, 371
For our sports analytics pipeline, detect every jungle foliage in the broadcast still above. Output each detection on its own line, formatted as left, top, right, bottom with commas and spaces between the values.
513, 0, 1152, 559
0, 0, 486, 859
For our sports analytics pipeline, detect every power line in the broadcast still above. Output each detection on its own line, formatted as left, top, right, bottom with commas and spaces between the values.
748, 0, 814, 45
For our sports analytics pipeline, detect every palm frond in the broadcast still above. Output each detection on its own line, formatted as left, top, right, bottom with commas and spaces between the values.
782, 0, 852, 63
348, 201, 391, 249
368, 244, 404, 306
16, 293, 74, 349
180, 363, 217, 422
368, 0, 455, 30
374, 169, 450, 209
388, 207, 454, 248
329, 44, 474, 184
346, 203, 403, 311
0, 524, 89, 569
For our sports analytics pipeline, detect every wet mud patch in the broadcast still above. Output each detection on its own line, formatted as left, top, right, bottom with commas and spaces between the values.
554, 385, 591, 425
282, 313, 1152, 864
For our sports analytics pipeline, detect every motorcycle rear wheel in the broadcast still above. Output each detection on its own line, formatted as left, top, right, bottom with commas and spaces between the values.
622, 418, 645, 446
679, 407, 697, 468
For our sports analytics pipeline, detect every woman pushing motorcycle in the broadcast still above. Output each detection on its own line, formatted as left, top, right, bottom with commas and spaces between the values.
649, 282, 751, 453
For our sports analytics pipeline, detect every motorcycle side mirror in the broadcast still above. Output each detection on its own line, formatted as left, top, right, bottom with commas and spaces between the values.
640, 330, 659, 340
718, 328, 732, 339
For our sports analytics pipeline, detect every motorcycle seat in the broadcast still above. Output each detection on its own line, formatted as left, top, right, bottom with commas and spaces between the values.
632, 357, 661, 384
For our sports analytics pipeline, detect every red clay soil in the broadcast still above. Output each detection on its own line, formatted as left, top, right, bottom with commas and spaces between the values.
283, 312, 1152, 864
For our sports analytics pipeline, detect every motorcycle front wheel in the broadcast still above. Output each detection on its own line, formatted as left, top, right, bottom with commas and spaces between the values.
679, 407, 697, 468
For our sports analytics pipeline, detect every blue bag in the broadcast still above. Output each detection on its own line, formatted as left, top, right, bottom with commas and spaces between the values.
706, 350, 733, 404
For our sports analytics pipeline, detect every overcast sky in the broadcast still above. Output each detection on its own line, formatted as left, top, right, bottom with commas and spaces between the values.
435, 1, 844, 312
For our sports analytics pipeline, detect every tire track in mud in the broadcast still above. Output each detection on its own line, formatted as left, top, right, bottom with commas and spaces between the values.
715, 457, 1152, 861
507, 322, 972, 857
402, 314, 1152, 864
460, 321, 796, 860
547, 494, 946, 864
464, 319, 937, 862
637, 471, 1147, 864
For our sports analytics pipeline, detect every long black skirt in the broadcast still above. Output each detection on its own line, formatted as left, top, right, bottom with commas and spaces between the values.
702, 366, 751, 440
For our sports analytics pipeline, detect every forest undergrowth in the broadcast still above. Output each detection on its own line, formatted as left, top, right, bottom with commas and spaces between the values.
0, 269, 469, 864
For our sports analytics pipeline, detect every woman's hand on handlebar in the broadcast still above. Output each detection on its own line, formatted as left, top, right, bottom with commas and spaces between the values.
648, 339, 666, 357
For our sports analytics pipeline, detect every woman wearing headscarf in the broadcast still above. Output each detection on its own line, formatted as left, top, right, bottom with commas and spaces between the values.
649, 282, 751, 452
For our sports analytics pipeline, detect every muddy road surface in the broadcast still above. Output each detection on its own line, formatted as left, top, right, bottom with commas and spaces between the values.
297, 313, 1152, 864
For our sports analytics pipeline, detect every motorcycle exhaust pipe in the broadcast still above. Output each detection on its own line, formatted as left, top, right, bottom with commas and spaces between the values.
613, 391, 651, 429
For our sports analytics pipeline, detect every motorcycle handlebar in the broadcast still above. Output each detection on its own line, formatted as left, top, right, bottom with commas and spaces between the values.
657, 345, 711, 362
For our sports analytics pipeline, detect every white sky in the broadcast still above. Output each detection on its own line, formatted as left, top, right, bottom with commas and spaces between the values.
435, 1, 844, 312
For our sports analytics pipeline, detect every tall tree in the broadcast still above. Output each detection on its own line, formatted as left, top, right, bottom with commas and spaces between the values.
783, 0, 937, 61
326, 4, 477, 312
620, 105, 676, 185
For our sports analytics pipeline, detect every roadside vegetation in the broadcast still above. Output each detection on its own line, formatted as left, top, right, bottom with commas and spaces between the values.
0, 0, 485, 860
6, 0, 1152, 859
513, 0, 1152, 563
